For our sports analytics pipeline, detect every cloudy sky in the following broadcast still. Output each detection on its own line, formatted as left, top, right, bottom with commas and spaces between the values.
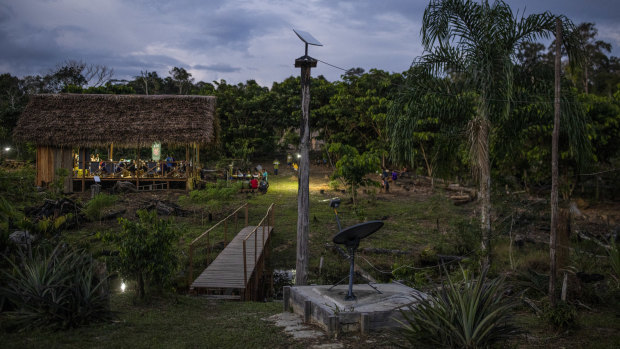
1, 0, 619, 87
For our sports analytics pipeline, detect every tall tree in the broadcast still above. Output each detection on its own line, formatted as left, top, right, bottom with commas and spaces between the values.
572, 23, 611, 94
390, 0, 580, 266
169, 67, 194, 95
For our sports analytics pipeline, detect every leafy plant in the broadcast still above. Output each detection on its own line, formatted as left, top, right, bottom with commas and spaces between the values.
179, 180, 240, 209
607, 238, 620, 280
84, 193, 118, 221
396, 267, 519, 348
328, 142, 380, 206
101, 210, 179, 299
49, 168, 69, 197
542, 301, 577, 329
0, 242, 112, 330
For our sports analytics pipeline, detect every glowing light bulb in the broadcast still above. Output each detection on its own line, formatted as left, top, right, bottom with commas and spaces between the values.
120, 282, 126, 292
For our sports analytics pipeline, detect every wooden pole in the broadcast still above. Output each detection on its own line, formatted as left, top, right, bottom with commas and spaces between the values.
136, 144, 140, 189
549, 18, 562, 307
243, 241, 247, 287
188, 245, 194, 286
294, 55, 317, 286
81, 148, 86, 192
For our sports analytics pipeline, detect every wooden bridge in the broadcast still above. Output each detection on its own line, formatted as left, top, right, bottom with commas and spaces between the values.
188, 203, 274, 300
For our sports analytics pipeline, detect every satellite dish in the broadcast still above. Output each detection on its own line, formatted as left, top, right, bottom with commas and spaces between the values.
333, 221, 383, 247
332, 220, 383, 301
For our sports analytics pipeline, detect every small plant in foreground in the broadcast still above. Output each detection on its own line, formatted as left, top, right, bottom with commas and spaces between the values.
101, 210, 179, 299
0, 241, 112, 330
607, 238, 620, 281
396, 266, 519, 348
84, 193, 118, 221
542, 301, 577, 329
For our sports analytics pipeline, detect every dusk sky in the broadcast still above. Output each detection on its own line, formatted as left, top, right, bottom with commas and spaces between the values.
1, 0, 619, 86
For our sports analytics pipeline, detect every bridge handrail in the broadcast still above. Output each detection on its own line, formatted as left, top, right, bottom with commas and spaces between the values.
188, 203, 249, 286
242, 203, 275, 288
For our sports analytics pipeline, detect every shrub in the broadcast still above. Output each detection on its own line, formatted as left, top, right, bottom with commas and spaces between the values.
84, 193, 118, 221
101, 210, 179, 299
608, 238, 620, 280
396, 267, 519, 348
179, 180, 240, 208
542, 301, 577, 329
0, 242, 112, 330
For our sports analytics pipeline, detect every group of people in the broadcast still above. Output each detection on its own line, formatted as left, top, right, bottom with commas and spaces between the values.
74, 151, 184, 178
381, 168, 400, 193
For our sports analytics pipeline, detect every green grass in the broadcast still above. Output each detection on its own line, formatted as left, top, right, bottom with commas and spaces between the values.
1, 292, 298, 349
4, 166, 619, 348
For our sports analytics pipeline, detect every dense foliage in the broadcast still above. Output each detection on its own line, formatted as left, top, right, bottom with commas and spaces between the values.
0, 242, 112, 330
101, 210, 179, 299
397, 267, 519, 348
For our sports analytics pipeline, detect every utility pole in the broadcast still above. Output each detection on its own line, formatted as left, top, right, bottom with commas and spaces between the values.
549, 18, 562, 307
293, 30, 322, 286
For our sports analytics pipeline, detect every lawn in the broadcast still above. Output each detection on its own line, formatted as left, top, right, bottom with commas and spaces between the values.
2, 165, 619, 348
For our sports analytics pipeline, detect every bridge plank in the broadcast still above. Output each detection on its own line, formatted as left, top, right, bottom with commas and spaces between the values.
191, 226, 272, 290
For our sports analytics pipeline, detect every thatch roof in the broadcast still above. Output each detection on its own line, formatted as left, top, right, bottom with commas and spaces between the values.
13, 94, 216, 147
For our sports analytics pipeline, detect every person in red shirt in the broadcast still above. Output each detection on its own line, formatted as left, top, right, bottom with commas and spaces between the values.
250, 177, 258, 190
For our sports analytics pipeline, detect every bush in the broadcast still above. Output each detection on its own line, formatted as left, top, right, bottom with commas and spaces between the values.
84, 193, 118, 221
179, 180, 240, 209
542, 301, 577, 329
608, 238, 620, 280
0, 242, 112, 330
396, 267, 519, 348
101, 210, 179, 299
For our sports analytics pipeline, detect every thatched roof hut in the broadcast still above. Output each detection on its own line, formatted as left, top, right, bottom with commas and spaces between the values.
13, 94, 217, 192
13, 94, 216, 147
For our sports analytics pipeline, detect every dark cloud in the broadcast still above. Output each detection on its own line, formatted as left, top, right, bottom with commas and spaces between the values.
0, 0, 619, 85
193, 64, 241, 73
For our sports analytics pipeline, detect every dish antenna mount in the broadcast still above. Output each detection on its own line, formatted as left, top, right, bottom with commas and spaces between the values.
327, 198, 383, 301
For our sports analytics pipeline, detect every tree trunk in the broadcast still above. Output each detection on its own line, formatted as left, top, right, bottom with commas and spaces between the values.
549, 18, 562, 307
479, 123, 491, 268
137, 272, 145, 299
295, 63, 312, 286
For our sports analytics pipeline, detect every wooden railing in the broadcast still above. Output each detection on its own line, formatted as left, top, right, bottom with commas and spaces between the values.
242, 203, 275, 288
188, 203, 249, 285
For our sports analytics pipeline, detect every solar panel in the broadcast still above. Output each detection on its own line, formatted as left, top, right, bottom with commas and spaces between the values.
293, 29, 323, 46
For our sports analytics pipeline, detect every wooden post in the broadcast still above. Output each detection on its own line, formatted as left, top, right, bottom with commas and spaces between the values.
81, 148, 86, 192
549, 18, 562, 307
304, 300, 312, 323
243, 241, 247, 287
294, 55, 317, 286
206, 231, 210, 264
136, 144, 140, 189
283, 286, 291, 312
109, 143, 114, 161
188, 244, 194, 286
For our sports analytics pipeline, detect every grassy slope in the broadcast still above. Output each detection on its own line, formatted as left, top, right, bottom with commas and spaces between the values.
2, 166, 619, 348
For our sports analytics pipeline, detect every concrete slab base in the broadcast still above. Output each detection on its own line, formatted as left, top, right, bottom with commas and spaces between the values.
283, 283, 427, 335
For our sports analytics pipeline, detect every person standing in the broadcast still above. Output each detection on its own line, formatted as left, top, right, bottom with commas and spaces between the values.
273, 159, 280, 175
262, 169, 268, 183
287, 153, 293, 167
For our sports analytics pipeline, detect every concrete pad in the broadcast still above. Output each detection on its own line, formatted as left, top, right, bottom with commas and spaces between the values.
285, 283, 427, 334
265, 312, 326, 340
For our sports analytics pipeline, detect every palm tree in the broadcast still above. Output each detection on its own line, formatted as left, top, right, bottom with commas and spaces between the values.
389, 0, 580, 266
